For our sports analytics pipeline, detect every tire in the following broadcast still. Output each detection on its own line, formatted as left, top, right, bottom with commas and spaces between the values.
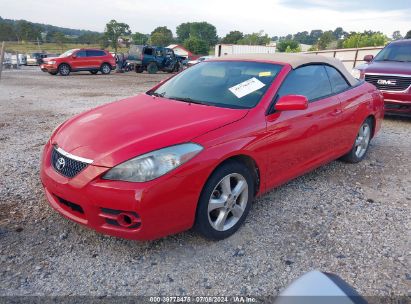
58, 64, 70, 76
100, 63, 111, 75
174, 62, 182, 72
147, 62, 158, 74
48, 71, 58, 75
341, 118, 373, 163
90, 70, 98, 75
194, 160, 254, 240
135, 66, 144, 73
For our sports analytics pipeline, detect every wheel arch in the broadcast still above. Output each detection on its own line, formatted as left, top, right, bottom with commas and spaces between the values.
209, 154, 261, 197
100, 62, 112, 68
365, 114, 376, 138
58, 62, 71, 70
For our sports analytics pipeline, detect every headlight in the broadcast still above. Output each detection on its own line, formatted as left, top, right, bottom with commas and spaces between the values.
351, 68, 361, 79
103, 143, 203, 182
49, 60, 56, 64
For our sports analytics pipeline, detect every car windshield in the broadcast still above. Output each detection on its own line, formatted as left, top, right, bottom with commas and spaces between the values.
374, 43, 411, 62
59, 49, 76, 58
149, 61, 283, 109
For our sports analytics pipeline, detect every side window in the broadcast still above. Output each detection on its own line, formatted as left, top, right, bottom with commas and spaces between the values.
76, 50, 87, 57
277, 65, 332, 102
156, 49, 163, 57
144, 48, 154, 56
325, 66, 350, 93
87, 50, 105, 57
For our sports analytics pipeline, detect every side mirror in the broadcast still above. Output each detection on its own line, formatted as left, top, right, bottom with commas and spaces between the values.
275, 95, 308, 111
275, 271, 367, 303
363, 55, 374, 62
72, 54, 77, 59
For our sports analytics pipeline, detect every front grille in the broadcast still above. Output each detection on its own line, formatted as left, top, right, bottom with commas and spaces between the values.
51, 148, 88, 178
365, 74, 411, 92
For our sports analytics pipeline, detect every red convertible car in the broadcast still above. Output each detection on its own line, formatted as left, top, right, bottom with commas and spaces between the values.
40, 54, 384, 240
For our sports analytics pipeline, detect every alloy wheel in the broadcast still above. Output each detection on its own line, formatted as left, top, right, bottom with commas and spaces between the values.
102, 64, 110, 74
208, 173, 249, 231
354, 123, 371, 158
60, 65, 69, 76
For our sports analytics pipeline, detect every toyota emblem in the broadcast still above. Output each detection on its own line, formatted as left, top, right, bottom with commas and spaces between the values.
56, 157, 66, 170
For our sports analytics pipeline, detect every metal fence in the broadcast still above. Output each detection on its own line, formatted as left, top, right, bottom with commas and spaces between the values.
305, 46, 384, 70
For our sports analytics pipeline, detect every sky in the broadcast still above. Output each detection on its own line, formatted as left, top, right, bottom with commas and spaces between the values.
0, 0, 410, 38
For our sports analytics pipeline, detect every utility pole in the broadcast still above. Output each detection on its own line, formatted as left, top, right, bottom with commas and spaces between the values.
0, 41, 5, 81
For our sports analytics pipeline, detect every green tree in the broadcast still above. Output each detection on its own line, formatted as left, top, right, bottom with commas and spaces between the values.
293, 31, 310, 44
308, 29, 323, 44
342, 32, 387, 48
276, 40, 300, 52
333, 27, 348, 39
406, 30, 411, 39
285, 45, 302, 53
237, 31, 270, 45
183, 37, 209, 54
392, 30, 403, 40
14, 20, 41, 42
221, 31, 244, 44
131, 32, 149, 45
103, 19, 131, 52
77, 32, 103, 44
53, 32, 66, 52
176, 22, 218, 46
0, 23, 15, 41
150, 26, 173, 46
318, 31, 335, 50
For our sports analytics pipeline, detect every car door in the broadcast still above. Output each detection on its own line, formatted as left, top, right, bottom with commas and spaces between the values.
85, 50, 98, 68
71, 50, 88, 70
324, 65, 358, 151
264, 65, 343, 189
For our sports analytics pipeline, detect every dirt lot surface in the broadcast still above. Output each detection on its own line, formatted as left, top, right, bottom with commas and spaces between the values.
0, 67, 410, 297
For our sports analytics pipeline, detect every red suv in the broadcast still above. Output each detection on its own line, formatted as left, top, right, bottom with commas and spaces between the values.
354, 39, 411, 117
40, 49, 116, 76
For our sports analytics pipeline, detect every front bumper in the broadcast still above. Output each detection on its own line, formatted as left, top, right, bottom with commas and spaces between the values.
382, 91, 411, 117
40, 63, 58, 73
40, 142, 211, 240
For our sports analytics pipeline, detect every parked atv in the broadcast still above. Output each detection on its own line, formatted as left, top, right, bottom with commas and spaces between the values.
127, 45, 183, 74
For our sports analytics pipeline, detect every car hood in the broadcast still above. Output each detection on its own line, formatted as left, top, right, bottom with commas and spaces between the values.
361, 60, 411, 76
42, 57, 59, 62
52, 94, 248, 167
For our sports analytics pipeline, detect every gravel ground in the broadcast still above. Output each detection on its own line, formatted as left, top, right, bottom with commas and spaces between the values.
0, 67, 410, 297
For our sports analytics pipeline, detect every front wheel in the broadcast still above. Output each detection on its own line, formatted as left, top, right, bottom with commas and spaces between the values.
90, 70, 98, 75
341, 118, 373, 163
147, 62, 158, 74
48, 71, 58, 75
58, 64, 70, 76
194, 160, 254, 240
100, 63, 111, 75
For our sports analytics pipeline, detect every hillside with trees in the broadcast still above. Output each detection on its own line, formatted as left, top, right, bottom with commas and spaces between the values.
1, 16, 410, 55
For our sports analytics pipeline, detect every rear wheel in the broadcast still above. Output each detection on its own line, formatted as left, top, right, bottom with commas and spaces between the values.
58, 64, 70, 76
147, 62, 158, 74
100, 63, 111, 75
341, 118, 372, 163
194, 160, 254, 240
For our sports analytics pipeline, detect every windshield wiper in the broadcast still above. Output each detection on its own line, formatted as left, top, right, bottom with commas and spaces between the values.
150, 91, 166, 97
379, 59, 407, 62
167, 96, 210, 106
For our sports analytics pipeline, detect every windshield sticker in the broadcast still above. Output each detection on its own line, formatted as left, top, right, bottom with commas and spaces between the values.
229, 77, 265, 99
259, 71, 272, 77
